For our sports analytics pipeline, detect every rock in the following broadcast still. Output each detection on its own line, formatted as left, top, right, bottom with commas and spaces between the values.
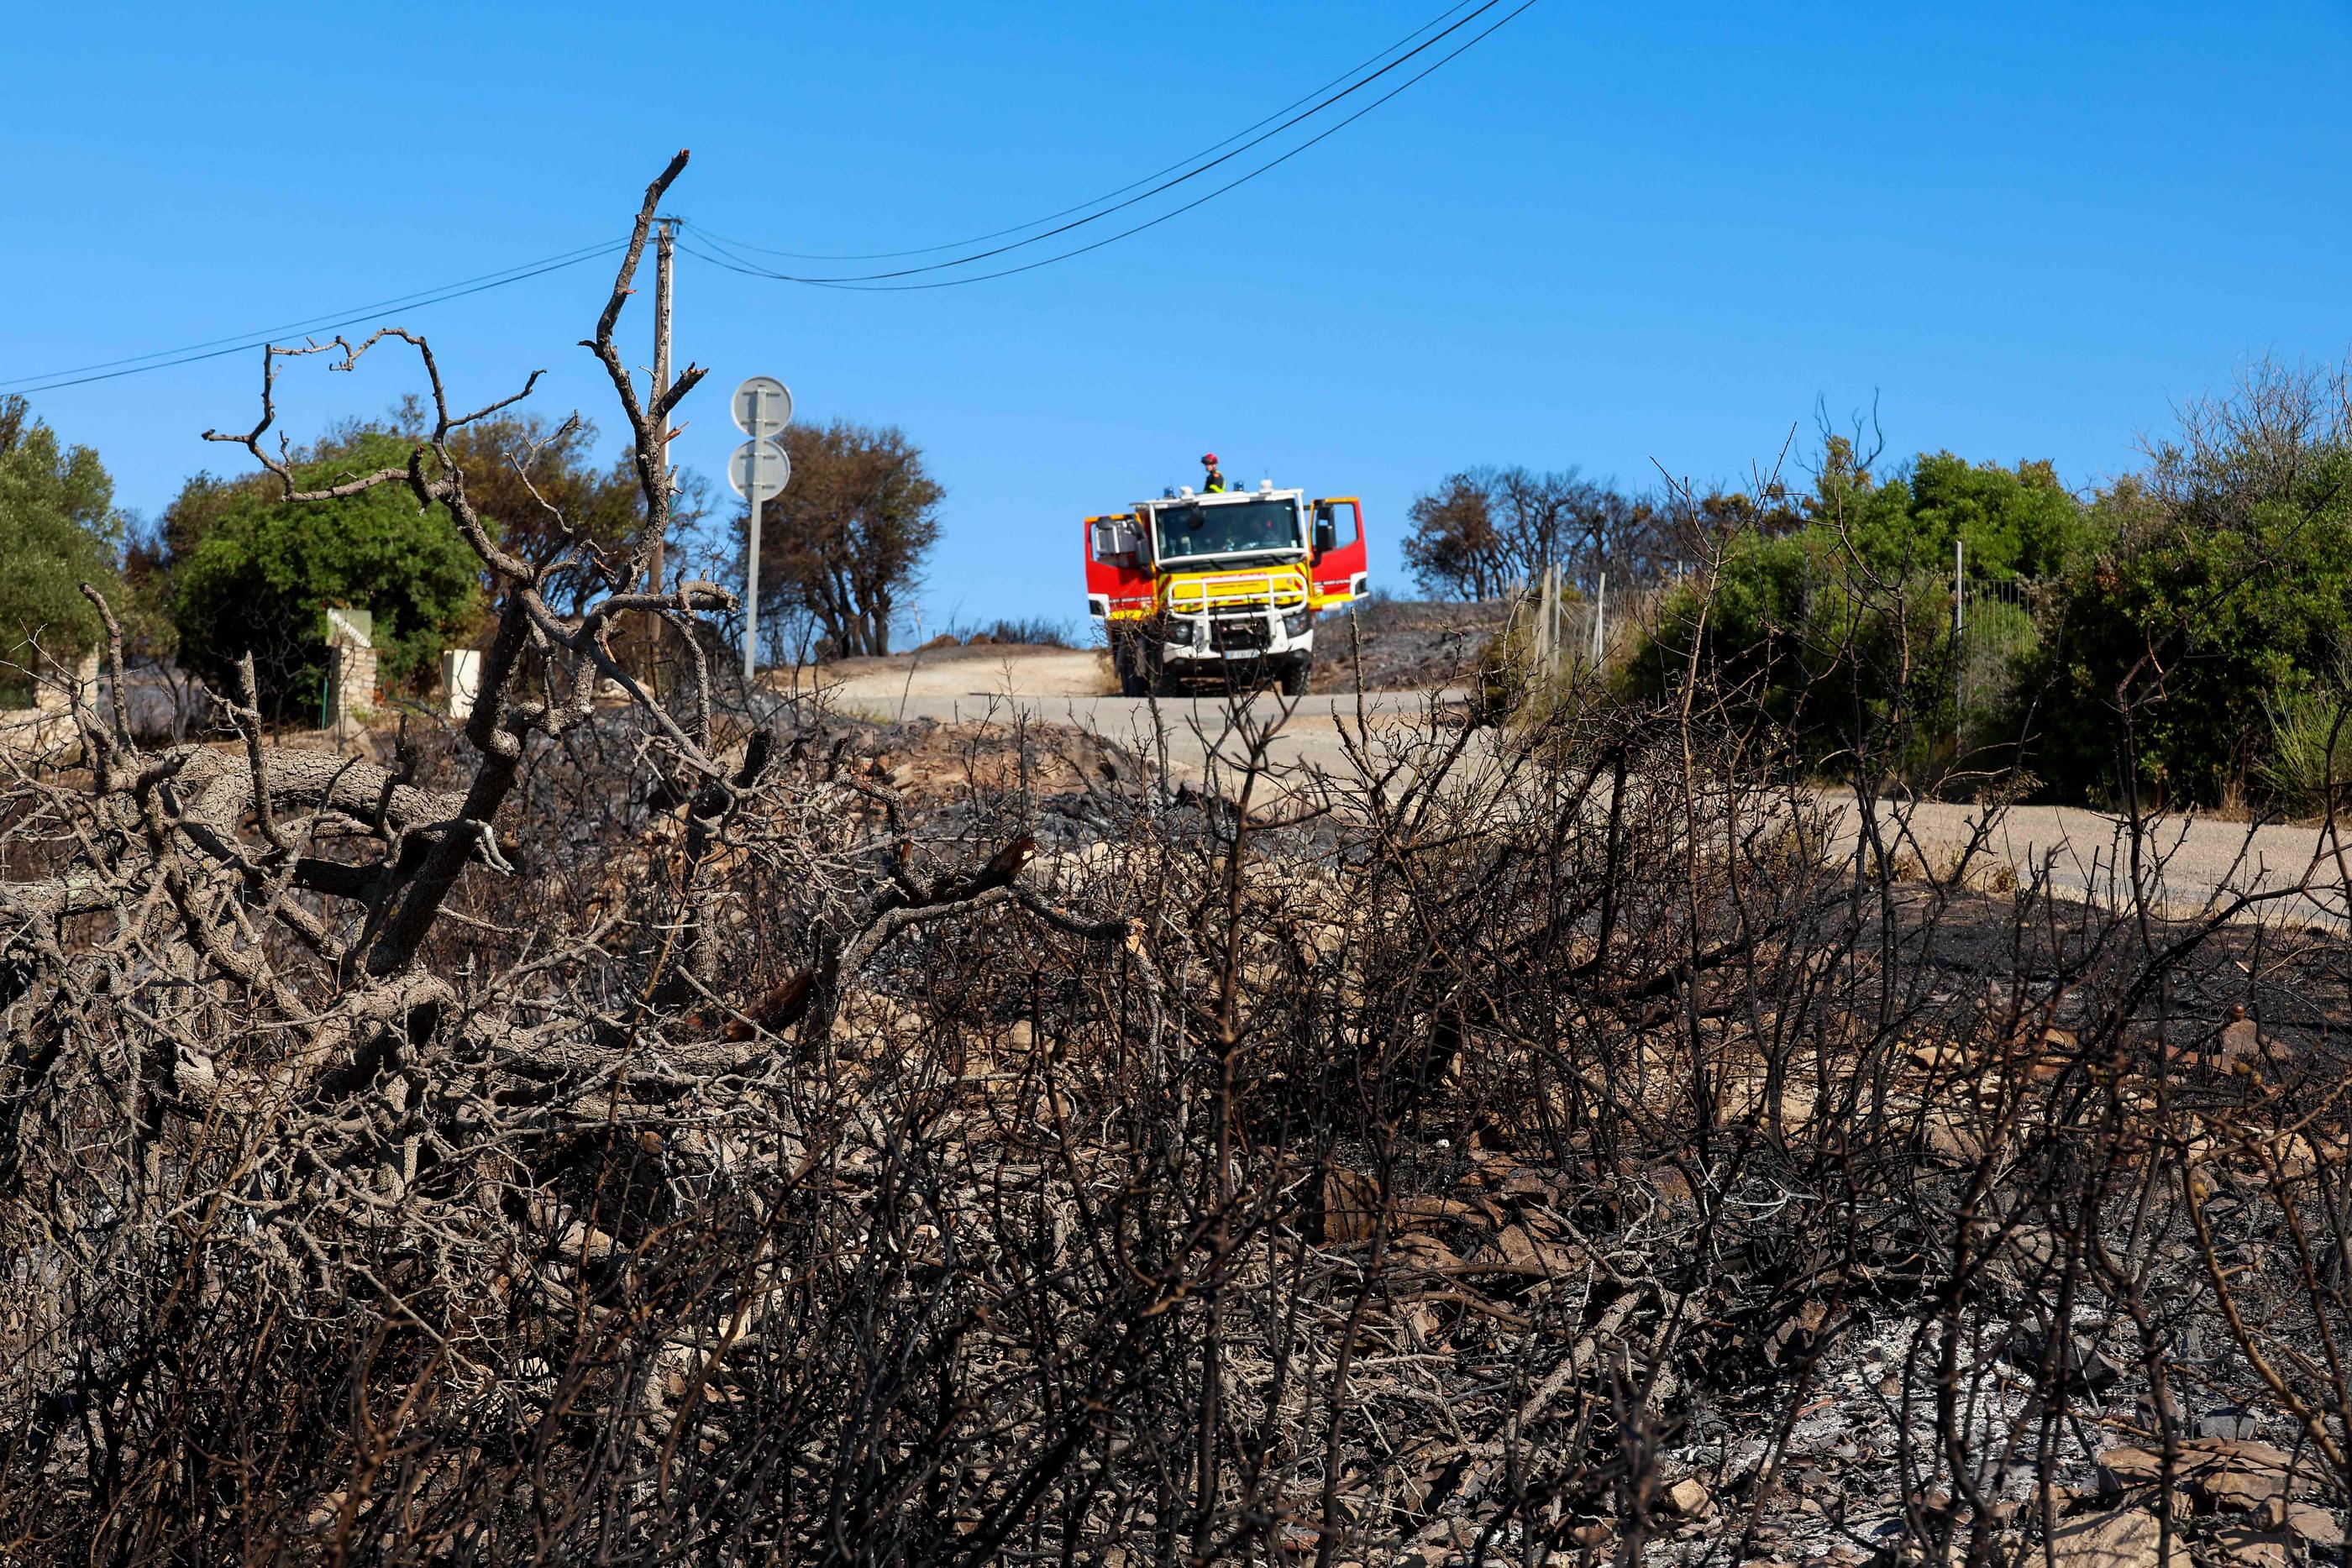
1321, 1167, 1383, 1244
1275, 1521, 1320, 1555
2096, 1447, 2167, 1492
2004, 1330, 2123, 1396
2208, 1521, 2293, 1567
1495, 1166, 1556, 1203
2200, 1466, 2287, 1514
1661, 1477, 1714, 1519
1390, 1233, 1464, 1272
2269, 1500, 2345, 1549
2046, 1508, 2189, 1568
2218, 1012, 2263, 1062
2198, 1407, 2261, 1442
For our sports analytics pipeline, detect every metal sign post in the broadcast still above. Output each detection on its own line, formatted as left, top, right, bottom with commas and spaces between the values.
729, 376, 795, 684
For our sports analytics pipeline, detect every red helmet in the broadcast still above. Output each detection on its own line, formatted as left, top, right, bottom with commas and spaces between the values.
1201, 452, 1219, 466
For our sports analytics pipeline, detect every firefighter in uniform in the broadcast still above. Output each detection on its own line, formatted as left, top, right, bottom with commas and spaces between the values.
1200, 453, 1228, 493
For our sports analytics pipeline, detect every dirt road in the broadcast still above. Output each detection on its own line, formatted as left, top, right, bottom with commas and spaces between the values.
791, 661, 2350, 924
782, 643, 2352, 924
1835, 794, 2350, 925
802, 644, 1116, 705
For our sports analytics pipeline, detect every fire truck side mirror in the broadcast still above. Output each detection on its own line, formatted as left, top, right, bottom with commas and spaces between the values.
1093, 522, 1125, 562
1313, 511, 1337, 555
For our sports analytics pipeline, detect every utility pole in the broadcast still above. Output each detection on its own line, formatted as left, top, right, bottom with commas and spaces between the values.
1954, 538, 1966, 755
648, 218, 675, 595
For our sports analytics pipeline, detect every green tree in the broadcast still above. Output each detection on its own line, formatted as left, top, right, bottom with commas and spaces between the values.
170, 430, 482, 717
749, 420, 942, 658
420, 405, 713, 613
1628, 444, 2088, 774
0, 396, 123, 700
2018, 359, 2352, 806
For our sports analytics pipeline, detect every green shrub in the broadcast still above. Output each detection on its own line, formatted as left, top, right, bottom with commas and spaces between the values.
171, 432, 481, 718
1626, 448, 2085, 777
2259, 675, 2351, 815
2013, 391, 2352, 809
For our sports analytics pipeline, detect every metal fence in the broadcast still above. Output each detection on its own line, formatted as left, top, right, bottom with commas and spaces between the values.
1512, 562, 1704, 680
1956, 574, 2040, 713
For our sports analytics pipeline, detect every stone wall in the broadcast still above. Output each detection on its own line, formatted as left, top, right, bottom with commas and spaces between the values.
327, 642, 377, 734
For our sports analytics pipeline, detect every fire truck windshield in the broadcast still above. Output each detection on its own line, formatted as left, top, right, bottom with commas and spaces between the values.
1152, 498, 1300, 562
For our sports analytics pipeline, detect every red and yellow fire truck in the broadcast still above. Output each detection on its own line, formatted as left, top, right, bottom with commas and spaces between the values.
1084, 482, 1368, 696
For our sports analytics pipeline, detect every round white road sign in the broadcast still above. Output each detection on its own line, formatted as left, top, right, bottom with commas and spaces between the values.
732, 375, 793, 438
729, 438, 791, 501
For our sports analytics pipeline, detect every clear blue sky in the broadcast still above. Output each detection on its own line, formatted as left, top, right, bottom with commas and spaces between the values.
7, 1, 2349, 637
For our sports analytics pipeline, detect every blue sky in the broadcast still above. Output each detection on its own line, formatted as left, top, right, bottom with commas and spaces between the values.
6, 1, 2349, 638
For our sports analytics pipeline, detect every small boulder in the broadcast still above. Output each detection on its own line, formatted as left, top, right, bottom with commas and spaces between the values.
2198, 1407, 2261, 1442
1660, 1477, 1714, 1520
2095, 1447, 2166, 1492
2207, 1521, 2292, 1568
2046, 1508, 2189, 1568
2269, 1499, 2346, 1549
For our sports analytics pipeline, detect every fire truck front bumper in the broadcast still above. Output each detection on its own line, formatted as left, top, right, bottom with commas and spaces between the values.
1158, 606, 1313, 666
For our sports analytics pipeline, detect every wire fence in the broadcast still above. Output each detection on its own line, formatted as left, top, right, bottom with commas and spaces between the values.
1511, 561, 1704, 680
1509, 559, 2050, 720
1956, 574, 2041, 716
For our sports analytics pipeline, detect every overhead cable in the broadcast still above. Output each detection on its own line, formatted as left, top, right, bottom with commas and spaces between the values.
683, 0, 1487, 263
3, 239, 630, 396
680, 0, 1539, 291
676, 0, 1516, 286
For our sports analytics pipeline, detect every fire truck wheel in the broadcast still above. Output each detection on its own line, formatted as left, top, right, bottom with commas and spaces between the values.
1118, 661, 1149, 698
1278, 655, 1311, 697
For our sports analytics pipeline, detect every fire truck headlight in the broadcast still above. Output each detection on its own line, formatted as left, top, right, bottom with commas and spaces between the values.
1282, 609, 1310, 639
1165, 618, 1197, 648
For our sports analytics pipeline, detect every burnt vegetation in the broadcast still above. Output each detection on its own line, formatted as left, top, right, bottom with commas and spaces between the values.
5, 160, 2352, 1568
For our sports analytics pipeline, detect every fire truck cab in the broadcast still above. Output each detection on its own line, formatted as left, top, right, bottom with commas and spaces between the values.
1084, 483, 1369, 697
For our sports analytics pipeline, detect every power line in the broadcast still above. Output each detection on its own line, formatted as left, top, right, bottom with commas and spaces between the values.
8, 0, 1536, 393
676, 0, 1516, 286
681, 0, 1538, 292
684, 0, 1486, 263
2, 239, 631, 396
